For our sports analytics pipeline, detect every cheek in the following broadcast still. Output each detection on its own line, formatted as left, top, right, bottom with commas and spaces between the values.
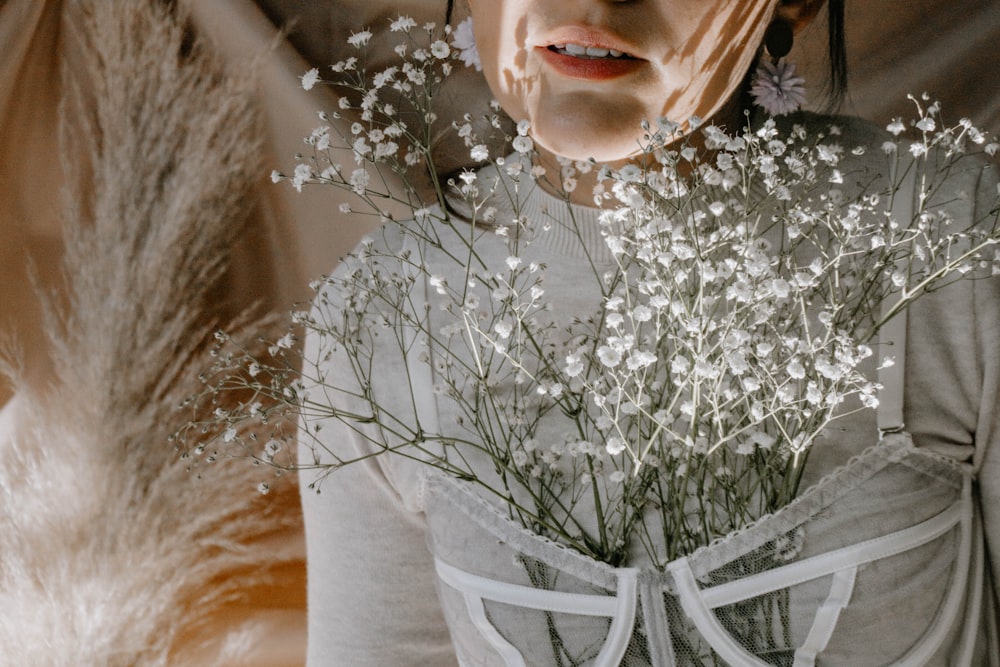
658, 3, 772, 121
474, 9, 534, 120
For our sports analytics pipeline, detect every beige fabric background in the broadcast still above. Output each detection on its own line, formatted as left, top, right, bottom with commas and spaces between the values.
0, 0, 997, 664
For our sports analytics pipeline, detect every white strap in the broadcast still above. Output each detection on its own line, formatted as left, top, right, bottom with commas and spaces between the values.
436, 559, 639, 667
436, 557, 623, 616
592, 568, 639, 667
894, 477, 975, 665
667, 487, 970, 665
463, 593, 526, 667
877, 311, 907, 435
640, 577, 678, 667
792, 567, 857, 666
692, 499, 964, 610
955, 509, 985, 666
669, 559, 774, 667
877, 170, 917, 435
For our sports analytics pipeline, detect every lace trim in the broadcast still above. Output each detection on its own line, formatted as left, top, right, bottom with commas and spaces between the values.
421, 433, 972, 589
422, 472, 622, 590
680, 433, 967, 579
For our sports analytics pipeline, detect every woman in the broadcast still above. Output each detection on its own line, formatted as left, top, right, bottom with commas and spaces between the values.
298, 0, 1000, 664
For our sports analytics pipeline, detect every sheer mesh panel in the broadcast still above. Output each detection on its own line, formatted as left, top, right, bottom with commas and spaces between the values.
424, 434, 982, 666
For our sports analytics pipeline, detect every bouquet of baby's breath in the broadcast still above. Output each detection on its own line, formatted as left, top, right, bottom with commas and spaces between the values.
178, 17, 1000, 568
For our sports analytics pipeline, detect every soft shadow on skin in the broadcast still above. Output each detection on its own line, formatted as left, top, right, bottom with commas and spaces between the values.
503, 15, 535, 103
659, 3, 768, 120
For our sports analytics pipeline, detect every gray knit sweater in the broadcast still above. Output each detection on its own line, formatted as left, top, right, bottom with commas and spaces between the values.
299, 114, 1000, 666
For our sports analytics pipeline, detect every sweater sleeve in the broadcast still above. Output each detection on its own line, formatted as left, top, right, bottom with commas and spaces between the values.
297, 247, 459, 666
298, 442, 457, 666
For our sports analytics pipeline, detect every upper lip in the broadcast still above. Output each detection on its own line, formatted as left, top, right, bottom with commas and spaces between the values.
538, 26, 643, 59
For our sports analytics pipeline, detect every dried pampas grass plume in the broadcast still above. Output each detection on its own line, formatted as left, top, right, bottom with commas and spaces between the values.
0, 0, 298, 664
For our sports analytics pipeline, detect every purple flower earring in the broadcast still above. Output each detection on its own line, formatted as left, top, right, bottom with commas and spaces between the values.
751, 18, 806, 116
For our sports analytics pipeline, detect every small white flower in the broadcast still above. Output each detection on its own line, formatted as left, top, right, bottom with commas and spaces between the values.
564, 352, 584, 377
671, 355, 690, 375
263, 438, 282, 456
390, 16, 417, 32
507, 135, 531, 155
769, 278, 791, 298
452, 17, 481, 71
470, 144, 489, 161
787, 359, 806, 379
618, 164, 643, 182
605, 437, 627, 456
597, 345, 622, 368
350, 168, 370, 194
429, 275, 447, 294
292, 163, 313, 192
632, 305, 653, 322
431, 40, 450, 59
727, 351, 750, 375
694, 358, 719, 378
300, 68, 320, 90
494, 320, 513, 339
347, 30, 373, 48
626, 350, 657, 370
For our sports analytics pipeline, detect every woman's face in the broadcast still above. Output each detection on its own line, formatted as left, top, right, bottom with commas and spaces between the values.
469, 0, 780, 163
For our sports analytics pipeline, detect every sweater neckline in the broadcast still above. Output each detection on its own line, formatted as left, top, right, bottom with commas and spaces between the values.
516, 180, 614, 264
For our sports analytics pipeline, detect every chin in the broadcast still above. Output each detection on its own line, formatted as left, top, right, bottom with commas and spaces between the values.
534, 127, 641, 164
526, 94, 650, 163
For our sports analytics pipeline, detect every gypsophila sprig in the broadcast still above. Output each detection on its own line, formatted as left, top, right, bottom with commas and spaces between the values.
180, 21, 1000, 573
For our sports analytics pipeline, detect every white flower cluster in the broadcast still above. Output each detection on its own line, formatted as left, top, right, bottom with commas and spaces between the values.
275, 17, 466, 195
189, 28, 1000, 566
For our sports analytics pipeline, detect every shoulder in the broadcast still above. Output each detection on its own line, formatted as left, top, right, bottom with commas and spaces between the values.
784, 111, 996, 211
767, 111, 888, 150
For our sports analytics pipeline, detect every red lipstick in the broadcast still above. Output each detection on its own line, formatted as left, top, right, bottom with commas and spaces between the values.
537, 27, 645, 81
538, 46, 644, 80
